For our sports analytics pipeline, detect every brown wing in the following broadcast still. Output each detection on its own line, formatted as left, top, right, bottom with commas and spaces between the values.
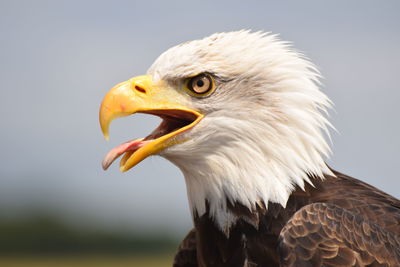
278, 203, 400, 266
310, 170, 400, 235
173, 229, 198, 267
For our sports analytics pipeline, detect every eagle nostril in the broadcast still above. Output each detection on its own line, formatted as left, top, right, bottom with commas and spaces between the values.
134, 85, 146, 94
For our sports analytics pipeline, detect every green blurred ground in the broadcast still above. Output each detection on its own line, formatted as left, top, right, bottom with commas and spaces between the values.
0, 215, 179, 267
0, 254, 173, 267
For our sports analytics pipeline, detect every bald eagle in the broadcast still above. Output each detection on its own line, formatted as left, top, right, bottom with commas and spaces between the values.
99, 31, 400, 266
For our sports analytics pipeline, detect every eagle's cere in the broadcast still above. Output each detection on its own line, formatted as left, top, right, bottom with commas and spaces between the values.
100, 31, 400, 266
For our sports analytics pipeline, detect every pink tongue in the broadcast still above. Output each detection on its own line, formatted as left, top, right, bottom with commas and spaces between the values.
102, 138, 147, 170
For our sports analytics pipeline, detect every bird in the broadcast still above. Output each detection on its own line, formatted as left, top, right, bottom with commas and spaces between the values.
99, 31, 400, 266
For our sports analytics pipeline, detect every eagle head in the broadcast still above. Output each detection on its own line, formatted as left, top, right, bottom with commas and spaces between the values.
100, 31, 333, 231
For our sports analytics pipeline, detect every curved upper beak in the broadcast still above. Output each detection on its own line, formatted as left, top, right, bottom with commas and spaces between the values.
100, 75, 156, 140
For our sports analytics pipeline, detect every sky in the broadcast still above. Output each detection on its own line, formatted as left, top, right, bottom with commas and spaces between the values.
0, 0, 399, 236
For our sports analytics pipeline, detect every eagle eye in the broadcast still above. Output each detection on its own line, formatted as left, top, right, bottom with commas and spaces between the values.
184, 73, 215, 97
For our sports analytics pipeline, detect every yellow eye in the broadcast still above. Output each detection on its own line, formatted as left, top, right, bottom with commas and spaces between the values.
185, 73, 215, 97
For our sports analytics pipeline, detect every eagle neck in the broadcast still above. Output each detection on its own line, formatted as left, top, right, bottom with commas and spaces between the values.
174, 147, 331, 234
165, 113, 333, 234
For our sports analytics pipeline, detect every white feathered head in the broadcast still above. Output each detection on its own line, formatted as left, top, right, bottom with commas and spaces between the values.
100, 31, 333, 231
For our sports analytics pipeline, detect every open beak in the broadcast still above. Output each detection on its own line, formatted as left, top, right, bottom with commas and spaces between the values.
99, 75, 203, 172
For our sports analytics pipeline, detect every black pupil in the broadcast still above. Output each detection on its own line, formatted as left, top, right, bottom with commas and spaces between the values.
196, 79, 204, 87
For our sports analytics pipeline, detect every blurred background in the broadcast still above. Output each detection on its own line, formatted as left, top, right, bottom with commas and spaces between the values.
0, 0, 399, 266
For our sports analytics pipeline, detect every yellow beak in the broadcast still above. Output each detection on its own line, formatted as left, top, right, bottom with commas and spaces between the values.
99, 75, 203, 172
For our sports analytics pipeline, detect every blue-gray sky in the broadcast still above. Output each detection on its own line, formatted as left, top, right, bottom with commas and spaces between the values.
0, 0, 399, 235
